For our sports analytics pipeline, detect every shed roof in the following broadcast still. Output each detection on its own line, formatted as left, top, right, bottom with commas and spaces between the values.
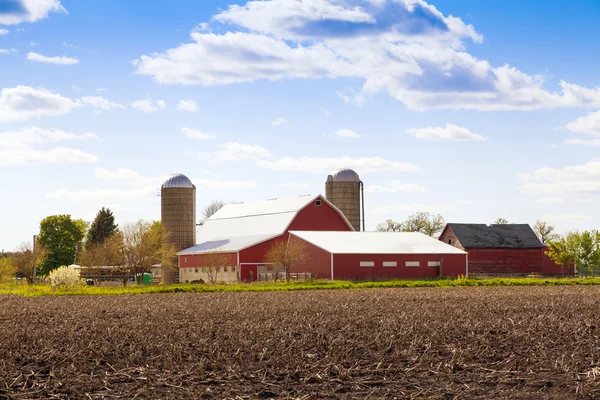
290, 231, 467, 255
445, 223, 543, 249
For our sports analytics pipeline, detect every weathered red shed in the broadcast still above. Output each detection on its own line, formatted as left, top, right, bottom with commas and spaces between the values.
177, 195, 354, 282
289, 231, 468, 280
439, 223, 568, 275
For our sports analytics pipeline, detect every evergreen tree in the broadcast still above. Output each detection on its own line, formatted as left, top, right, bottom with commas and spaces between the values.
87, 208, 118, 248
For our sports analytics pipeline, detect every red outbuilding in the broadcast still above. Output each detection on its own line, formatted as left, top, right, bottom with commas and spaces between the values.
439, 223, 571, 275
177, 195, 354, 282
289, 231, 468, 280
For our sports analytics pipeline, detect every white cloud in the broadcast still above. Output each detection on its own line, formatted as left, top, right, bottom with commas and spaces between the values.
334, 128, 360, 138
0, 49, 17, 54
0, 126, 98, 165
29, 40, 36, 46
320, 108, 330, 117
196, 142, 273, 162
257, 156, 417, 174
406, 124, 485, 141
182, 127, 217, 140
366, 180, 427, 193
94, 167, 156, 186
564, 110, 600, 136
133, 0, 600, 111
565, 138, 600, 146
72, 85, 82, 92
0, 85, 81, 122
62, 42, 76, 48
0, 0, 67, 25
27, 52, 79, 65
520, 161, 600, 195
0, 29, 8, 35
534, 197, 564, 205
176, 99, 198, 112
81, 96, 126, 112
96, 87, 107, 92
131, 99, 167, 113
271, 117, 289, 126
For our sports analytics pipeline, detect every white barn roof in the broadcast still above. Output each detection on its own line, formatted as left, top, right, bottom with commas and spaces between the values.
290, 231, 467, 255
180, 195, 353, 255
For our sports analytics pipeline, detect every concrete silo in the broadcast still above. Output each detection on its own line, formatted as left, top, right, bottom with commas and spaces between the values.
161, 173, 196, 284
325, 168, 364, 231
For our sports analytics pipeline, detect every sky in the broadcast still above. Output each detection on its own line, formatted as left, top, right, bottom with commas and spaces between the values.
2, 0, 600, 251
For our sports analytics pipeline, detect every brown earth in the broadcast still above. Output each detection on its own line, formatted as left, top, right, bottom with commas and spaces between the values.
1, 286, 599, 399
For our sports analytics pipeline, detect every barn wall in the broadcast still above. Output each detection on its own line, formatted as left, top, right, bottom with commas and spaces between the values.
332, 253, 467, 280
289, 236, 332, 279
467, 248, 543, 275
179, 252, 239, 283
288, 197, 353, 231
542, 247, 574, 274
438, 226, 465, 250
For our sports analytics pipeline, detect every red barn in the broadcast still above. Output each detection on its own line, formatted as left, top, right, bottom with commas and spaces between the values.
289, 231, 468, 280
177, 195, 354, 282
439, 223, 570, 275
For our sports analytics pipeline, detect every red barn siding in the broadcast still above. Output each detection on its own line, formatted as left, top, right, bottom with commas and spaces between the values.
289, 235, 332, 279
438, 227, 465, 250
288, 199, 353, 231
180, 252, 238, 269
542, 247, 574, 275
467, 248, 543, 275
332, 254, 467, 280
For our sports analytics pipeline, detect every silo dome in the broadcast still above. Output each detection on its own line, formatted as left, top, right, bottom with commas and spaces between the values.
332, 168, 360, 182
162, 173, 194, 189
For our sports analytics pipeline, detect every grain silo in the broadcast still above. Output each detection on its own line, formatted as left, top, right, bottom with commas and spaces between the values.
161, 173, 196, 284
325, 168, 364, 231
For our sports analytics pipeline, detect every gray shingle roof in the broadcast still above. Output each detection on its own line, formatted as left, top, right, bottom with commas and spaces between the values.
446, 223, 544, 249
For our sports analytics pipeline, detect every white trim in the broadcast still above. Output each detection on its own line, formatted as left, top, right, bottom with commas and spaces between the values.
382, 261, 397, 267
360, 261, 375, 267
428, 261, 441, 267
330, 253, 334, 280
405, 261, 420, 267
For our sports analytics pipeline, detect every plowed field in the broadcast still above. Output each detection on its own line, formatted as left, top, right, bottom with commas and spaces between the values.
1, 286, 599, 399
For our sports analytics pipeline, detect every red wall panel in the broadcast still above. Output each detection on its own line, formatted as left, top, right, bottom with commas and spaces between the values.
466, 248, 543, 274
541, 247, 575, 275
289, 236, 332, 279
179, 252, 238, 269
288, 197, 353, 231
332, 253, 467, 280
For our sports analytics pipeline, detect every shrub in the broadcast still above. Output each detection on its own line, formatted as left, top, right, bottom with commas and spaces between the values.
0, 258, 17, 284
48, 266, 83, 288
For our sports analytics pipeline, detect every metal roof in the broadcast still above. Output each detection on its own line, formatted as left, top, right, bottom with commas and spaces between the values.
162, 173, 194, 189
177, 234, 277, 255
290, 231, 467, 255
209, 195, 317, 220
331, 168, 360, 182
446, 223, 544, 249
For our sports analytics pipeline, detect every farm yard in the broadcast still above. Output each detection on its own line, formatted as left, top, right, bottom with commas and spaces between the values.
1, 286, 600, 399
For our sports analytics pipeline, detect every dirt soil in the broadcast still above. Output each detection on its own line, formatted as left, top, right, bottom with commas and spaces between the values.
1, 286, 599, 399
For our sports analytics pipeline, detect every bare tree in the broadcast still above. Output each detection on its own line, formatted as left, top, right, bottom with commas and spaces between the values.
376, 220, 402, 232
199, 251, 230, 284
265, 238, 309, 282
10, 241, 49, 283
533, 220, 559, 244
202, 200, 227, 221
377, 212, 445, 237
495, 218, 509, 224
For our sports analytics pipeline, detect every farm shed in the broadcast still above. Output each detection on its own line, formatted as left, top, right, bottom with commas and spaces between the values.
289, 231, 468, 280
439, 223, 569, 275
177, 195, 354, 282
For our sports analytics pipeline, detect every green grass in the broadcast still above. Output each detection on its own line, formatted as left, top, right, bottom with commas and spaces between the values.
2, 276, 600, 297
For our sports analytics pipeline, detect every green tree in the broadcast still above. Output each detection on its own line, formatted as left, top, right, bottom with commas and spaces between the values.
38, 215, 86, 275
86, 208, 118, 248
377, 212, 445, 237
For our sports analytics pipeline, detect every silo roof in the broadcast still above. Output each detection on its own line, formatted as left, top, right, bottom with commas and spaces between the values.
332, 168, 360, 182
162, 173, 194, 189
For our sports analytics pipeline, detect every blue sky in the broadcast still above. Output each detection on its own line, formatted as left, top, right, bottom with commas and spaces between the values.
2, 0, 600, 251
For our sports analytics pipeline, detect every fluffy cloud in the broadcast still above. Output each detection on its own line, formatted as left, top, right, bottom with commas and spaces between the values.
0, 48, 17, 54
0, 29, 8, 35
564, 138, 600, 147
0, 0, 67, 25
133, 0, 600, 111
182, 127, 217, 140
0, 85, 81, 122
196, 142, 273, 162
81, 96, 126, 112
131, 99, 167, 113
520, 161, 600, 195
334, 129, 360, 138
27, 52, 79, 65
0, 126, 99, 165
271, 117, 289, 126
366, 180, 427, 193
564, 110, 600, 136
406, 124, 485, 141
176, 99, 198, 112
257, 156, 417, 174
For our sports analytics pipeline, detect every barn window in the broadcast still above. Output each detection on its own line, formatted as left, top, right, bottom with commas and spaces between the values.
224, 266, 228, 272
382, 261, 397, 267
405, 261, 420, 267
448, 239, 452, 244
315, 200, 322, 206
232, 266, 236, 272
184, 257, 188, 264
195, 268, 198, 273
428, 261, 441, 267
360, 261, 375, 267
